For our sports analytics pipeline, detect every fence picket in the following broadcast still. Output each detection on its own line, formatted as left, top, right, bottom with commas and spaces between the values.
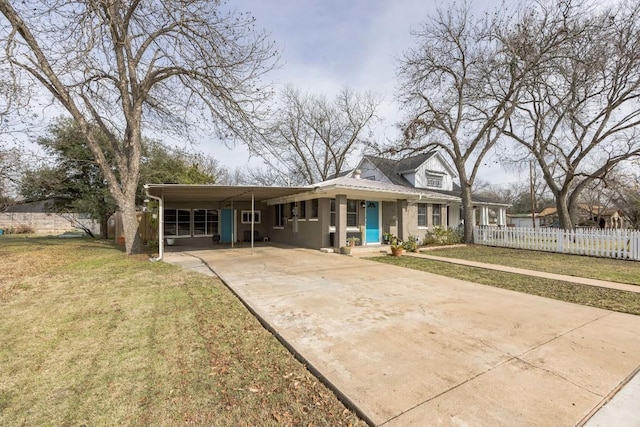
474, 226, 640, 261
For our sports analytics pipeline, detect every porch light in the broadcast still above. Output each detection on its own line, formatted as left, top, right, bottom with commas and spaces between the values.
361, 202, 366, 208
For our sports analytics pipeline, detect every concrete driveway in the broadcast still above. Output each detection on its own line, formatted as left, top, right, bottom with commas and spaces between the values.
170, 245, 640, 426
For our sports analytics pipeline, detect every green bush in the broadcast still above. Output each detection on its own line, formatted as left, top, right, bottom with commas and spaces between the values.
402, 235, 420, 252
422, 226, 462, 246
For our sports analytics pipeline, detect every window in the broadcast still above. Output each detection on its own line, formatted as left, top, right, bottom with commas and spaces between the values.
417, 203, 427, 227
241, 210, 261, 224
164, 208, 191, 237
193, 209, 218, 235
311, 199, 318, 218
347, 199, 357, 227
426, 173, 443, 188
275, 204, 284, 227
299, 201, 306, 219
432, 204, 441, 226
330, 199, 335, 227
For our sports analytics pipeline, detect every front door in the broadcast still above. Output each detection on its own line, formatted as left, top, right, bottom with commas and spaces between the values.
365, 201, 380, 244
220, 209, 234, 243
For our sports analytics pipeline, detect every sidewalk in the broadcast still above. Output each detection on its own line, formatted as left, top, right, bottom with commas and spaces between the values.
406, 252, 640, 294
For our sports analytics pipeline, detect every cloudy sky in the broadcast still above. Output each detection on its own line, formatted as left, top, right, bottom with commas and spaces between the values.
211, 0, 522, 186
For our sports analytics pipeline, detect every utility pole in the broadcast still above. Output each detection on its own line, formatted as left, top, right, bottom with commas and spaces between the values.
529, 160, 536, 229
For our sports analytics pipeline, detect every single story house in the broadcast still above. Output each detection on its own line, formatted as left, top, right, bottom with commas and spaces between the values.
144, 152, 509, 257
537, 205, 632, 229
507, 213, 542, 228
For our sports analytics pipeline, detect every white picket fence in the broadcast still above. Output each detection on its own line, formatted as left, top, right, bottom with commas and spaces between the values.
473, 226, 640, 261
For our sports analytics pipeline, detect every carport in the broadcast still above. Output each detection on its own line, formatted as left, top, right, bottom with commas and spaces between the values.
144, 184, 309, 260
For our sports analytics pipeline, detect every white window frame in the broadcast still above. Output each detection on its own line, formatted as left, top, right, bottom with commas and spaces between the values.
426, 173, 443, 188
241, 210, 261, 224
432, 204, 442, 226
193, 209, 218, 236
164, 208, 192, 237
417, 203, 427, 228
274, 204, 284, 228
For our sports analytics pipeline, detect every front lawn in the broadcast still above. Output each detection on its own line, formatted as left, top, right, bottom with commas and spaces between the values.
370, 255, 640, 315
0, 236, 363, 426
423, 245, 640, 285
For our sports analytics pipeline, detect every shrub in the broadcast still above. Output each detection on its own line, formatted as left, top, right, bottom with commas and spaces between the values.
12, 224, 35, 234
422, 226, 462, 246
403, 235, 419, 252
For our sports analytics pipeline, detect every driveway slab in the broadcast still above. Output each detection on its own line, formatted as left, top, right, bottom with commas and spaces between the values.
173, 246, 640, 426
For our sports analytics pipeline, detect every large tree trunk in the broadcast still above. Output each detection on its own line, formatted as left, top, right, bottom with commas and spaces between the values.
100, 216, 109, 239
460, 183, 475, 243
555, 192, 573, 229
120, 195, 143, 255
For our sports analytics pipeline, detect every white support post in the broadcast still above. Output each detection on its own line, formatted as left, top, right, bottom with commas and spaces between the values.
251, 192, 255, 254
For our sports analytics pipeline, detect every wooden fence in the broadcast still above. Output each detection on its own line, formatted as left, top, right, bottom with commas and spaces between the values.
473, 226, 640, 261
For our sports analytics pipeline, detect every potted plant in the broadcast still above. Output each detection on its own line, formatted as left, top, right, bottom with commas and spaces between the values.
339, 245, 352, 255
347, 236, 360, 247
382, 232, 392, 244
390, 236, 403, 256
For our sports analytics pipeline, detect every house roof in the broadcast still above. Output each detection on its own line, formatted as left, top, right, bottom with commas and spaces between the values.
144, 184, 310, 205
308, 175, 461, 203
356, 154, 508, 207
359, 153, 436, 187
537, 205, 621, 218
145, 176, 461, 208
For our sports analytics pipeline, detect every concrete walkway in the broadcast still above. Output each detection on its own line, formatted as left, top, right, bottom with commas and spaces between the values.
406, 252, 640, 294
163, 246, 640, 426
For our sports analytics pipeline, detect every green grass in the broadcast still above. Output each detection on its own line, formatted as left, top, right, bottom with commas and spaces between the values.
423, 245, 640, 285
370, 255, 640, 316
0, 236, 364, 426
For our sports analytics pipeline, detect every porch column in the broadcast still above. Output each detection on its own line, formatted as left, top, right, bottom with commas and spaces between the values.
442, 205, 448, 228
497, 207, 505, 227
472, 207, 477, 226
396, 199, 408, 240
335, 194, 347, 248
480, 206, 489, 226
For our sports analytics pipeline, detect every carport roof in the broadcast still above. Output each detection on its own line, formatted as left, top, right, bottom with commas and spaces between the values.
144, 184, 310, 204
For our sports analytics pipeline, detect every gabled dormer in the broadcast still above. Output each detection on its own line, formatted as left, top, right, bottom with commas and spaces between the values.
408, 152, 457, 191
354, 152, 457, 191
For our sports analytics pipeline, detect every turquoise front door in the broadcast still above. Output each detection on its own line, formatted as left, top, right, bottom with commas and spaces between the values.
365, 201, 379, 244
220, 209, 233, 243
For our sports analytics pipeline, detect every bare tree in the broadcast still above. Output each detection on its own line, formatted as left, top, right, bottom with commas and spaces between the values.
597, 165, 640, 229
615, 176, 640, 229
256, 86, 380, 185
503, 0, 640, 229
0, 146, 22, 211
0, 0, 277, 254
396, 2, 562, 242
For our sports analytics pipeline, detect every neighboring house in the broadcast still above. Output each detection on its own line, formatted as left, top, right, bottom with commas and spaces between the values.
507, 213, 541, 228
537, 205, 631, 229
0, 200, 100, 235
144, 152, 509, 254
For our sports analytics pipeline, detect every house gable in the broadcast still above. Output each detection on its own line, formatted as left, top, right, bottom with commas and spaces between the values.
410, 152, 457, 191
355, 157, 393, 184
355, 152, 458, 192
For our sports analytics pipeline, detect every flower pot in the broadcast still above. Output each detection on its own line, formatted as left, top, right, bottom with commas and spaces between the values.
391, 247, 403, 257
166, 238, 175, 246
340, 246, 352, 255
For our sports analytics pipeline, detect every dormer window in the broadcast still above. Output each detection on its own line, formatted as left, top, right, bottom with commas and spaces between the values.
426, 173, 443, 188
